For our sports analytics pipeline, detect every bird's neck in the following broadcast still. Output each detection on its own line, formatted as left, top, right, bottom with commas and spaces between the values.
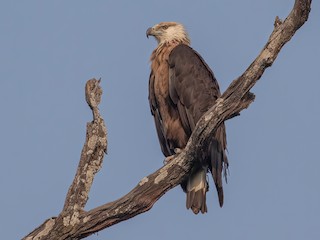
151, 39, 189, 62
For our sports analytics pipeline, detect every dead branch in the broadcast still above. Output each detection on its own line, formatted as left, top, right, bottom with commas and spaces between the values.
23, 0, 312, 239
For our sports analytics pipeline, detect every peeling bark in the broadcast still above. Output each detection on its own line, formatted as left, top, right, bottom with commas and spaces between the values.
23, 1, 312, 239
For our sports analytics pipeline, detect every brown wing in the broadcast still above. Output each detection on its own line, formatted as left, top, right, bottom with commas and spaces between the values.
168, 44, 228, 206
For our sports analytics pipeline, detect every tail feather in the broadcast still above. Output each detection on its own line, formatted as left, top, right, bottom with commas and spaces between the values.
186, 168, 208, 214
185, 124, 228, 213
210, 126, 228, 207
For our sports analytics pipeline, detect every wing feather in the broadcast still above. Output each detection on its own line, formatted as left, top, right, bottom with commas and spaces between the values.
168, 44, 220, 127
168, 44, 228, 207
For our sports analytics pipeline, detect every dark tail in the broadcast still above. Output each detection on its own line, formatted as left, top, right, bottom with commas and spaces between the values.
210, 124, 229, 207
185, 124, 228, 213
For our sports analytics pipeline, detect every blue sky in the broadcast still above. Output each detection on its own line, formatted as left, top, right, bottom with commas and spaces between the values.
1, 1, 319, 239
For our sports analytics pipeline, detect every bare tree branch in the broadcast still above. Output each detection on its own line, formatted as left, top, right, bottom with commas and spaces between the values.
63, 79, 107, 213
23, 79, 107, 239
23, 1, 312, 239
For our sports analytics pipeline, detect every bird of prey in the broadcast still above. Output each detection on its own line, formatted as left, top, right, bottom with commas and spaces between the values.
147, 22, 228, 214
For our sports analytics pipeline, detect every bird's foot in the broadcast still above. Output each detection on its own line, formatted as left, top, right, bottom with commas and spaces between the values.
163, 155, 174, 165
163, 148, 182, 165
174, 148, 182, 154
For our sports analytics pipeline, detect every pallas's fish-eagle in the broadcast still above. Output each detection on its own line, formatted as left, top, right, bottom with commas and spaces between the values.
147, 22, 228, 214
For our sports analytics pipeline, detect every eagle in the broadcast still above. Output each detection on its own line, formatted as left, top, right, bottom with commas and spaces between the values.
146, 22, 228, 214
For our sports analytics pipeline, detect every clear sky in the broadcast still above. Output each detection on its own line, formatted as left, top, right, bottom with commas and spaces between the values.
1, 1, 319, 239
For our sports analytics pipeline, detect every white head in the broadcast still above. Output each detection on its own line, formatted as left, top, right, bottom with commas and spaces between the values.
146, 22, 190, 46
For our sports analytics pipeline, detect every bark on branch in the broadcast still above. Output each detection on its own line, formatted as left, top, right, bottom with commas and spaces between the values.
23, 1, 312, 239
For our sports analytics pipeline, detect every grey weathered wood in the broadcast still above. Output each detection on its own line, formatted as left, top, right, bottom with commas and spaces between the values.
23, 1, 312, 239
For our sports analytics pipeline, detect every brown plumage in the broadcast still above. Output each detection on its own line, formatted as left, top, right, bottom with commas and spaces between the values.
147, 22, 228, 214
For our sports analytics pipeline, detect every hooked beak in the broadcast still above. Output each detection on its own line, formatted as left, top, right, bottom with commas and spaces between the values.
146, 27, 154, 38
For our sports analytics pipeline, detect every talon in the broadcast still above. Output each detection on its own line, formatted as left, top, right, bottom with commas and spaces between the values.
174, 148, 182, 154
163, 148, 182, 165
163, 155, 175, 165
